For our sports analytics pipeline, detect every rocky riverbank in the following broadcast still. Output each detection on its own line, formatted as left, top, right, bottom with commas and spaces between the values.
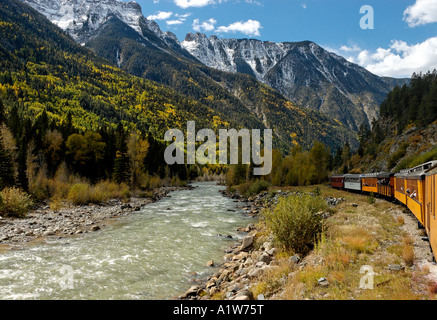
180, 189, 345, 300
0, 186, 193, 249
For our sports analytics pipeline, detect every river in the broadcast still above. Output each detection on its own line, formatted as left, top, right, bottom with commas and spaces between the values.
0, 182, 253, 300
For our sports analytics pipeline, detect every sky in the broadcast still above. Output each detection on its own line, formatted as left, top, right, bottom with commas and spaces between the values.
134, 0, 437, 78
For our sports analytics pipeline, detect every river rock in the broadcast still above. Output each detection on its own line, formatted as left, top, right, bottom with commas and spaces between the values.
248, 267, 265, 279
318, 277, 329, 287
224, 253, 235, 261
206, 280, 216, 289
232, 252, 249, 262
181, 285, 202, 299
259, 253, 272, 265
235, 289, 254, 300
289, 255, 301, 265
266, 248, 277, 256
388, 264, 405, 272
209, 287, 219, 296
239, 235, 254, 252
207, 260, 215, 267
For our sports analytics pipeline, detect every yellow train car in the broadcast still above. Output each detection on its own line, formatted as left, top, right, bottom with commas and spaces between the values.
403, 161, 437, 226
425, 164, 437, 257
377, 172, 395, 197
360, 173, 378, 194
394, 169, 409, 205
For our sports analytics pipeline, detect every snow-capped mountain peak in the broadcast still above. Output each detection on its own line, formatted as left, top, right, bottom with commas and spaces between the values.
21, 0, 178, 47
182, 33, 409, 130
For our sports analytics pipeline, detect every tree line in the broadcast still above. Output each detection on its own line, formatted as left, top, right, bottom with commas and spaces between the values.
0, 98, 192, 202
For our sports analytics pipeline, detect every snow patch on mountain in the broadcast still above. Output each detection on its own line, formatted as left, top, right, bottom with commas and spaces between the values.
22, 0, 180, 48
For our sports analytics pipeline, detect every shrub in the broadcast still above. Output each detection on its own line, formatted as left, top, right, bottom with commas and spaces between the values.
387, 142, 408, 169
68, 181, 131, 205
403, 237, 415, 267
245, 180, 270, 197
237, 182, 251, 196
67, 183, 91, 205
263, 194, 327, 254
408, 146, 437, 168
367, 192, 375, 204
313, 186, 321, 196
0, 187, 33, 218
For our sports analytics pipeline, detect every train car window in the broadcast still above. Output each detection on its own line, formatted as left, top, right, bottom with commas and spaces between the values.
407, 180, 418, 198
396, 178, 405, 193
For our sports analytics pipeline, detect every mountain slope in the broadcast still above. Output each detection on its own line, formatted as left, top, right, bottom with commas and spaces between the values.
18, 0, 358, 150
182, 33, 409, 131
344, 71, 437, 173
0, 0, 233, 137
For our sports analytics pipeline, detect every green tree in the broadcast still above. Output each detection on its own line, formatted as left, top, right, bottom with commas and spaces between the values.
309, 141, 329, 184
112, 124, 131, 184
0, 99, 5, 124
113, 150, 131, 184
0, 131, 15, 190
66, 132, 106, 179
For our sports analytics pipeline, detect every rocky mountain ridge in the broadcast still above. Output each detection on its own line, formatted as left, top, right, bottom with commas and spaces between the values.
182, 33, 409, 130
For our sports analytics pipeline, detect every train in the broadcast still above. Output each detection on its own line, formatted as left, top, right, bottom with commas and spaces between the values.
330, 160, 437, 259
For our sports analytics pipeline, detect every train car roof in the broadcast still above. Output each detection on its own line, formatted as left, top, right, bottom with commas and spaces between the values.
425, 163, 437, 176
396, 160, 437, 179
330, 174, 345, 178
359, 173, 378, 178
377, 172, 395, 178
345, 174, 361, 177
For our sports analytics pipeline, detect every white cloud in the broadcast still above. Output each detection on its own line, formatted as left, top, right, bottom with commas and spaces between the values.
216, 19, 262, 37
336, 37, 437, 78
174, 0, 217, 9
339, 44, 361, 53
147, 11, 173, 21
175, 13, 192, 19
167, 20, 184, 25
165, 13, 191, 27
245, 0, 262, 5
193, 18, 217, 32
404, 0, 437, 27
173, 0, 260, 8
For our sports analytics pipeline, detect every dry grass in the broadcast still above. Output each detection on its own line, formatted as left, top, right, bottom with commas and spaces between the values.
396, 216, 405, 225
264, 185, 429, 300
67, 181, 130, 205
249, 260, 291, 298
402, 237, 415, 267
428, 282, 437, 296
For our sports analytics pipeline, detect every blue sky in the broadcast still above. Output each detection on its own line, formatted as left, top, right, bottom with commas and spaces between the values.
135, 0, 437, 78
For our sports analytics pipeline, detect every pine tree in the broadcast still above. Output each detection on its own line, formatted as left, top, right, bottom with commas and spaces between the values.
0, 98, 5, 124
112, 124, 131, 184
113, 151, 131, 184
0, 131, 15, 190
